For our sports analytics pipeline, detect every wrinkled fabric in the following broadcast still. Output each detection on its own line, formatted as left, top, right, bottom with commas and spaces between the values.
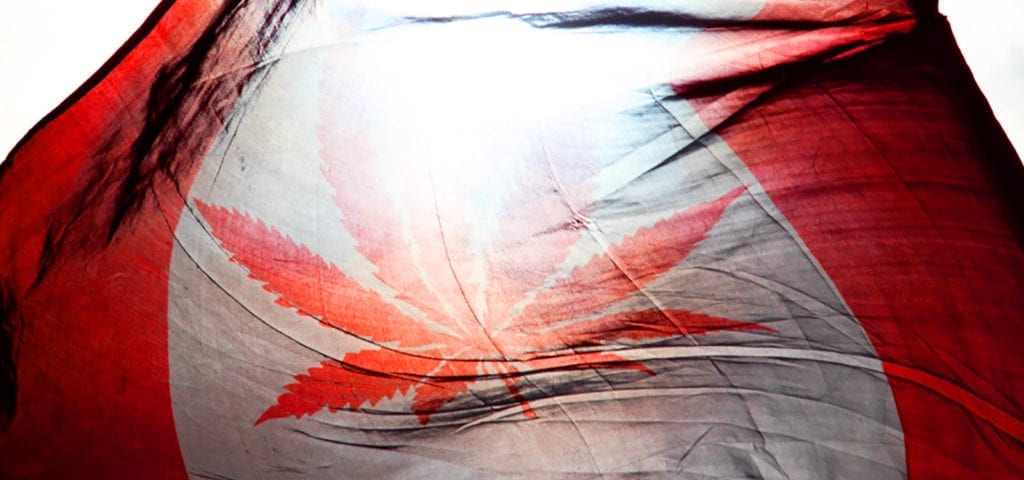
0, 1, 1021, 478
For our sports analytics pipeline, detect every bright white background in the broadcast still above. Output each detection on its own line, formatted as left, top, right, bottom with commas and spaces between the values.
0, 1, 1021, 160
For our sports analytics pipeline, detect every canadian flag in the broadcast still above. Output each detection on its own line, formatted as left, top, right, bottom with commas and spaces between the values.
0, 1, 1021, 478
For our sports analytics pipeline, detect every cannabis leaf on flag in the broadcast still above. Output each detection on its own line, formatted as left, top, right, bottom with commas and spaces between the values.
197, 175, 769, 425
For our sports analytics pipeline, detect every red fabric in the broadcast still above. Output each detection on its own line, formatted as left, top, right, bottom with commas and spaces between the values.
0, 1, 239, 477
712, 20, 1024, 477
0, 1, 1021, 477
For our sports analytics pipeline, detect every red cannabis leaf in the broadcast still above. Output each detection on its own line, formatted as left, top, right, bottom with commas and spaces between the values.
196, 183, 771, 426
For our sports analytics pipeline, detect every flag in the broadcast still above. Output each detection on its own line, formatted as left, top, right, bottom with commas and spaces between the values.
1, 0, 1021, 478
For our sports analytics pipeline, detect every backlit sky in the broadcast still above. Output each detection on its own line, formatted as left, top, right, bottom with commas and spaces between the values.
0, 1, 1020, 160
